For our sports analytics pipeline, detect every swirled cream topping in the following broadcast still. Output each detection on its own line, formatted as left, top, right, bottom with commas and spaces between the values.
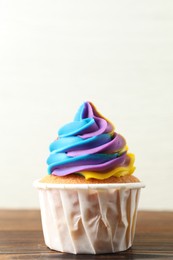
47, 102, 135, 180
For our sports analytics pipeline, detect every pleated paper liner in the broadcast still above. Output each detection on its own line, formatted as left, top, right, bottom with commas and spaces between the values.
34, 180, 145, 254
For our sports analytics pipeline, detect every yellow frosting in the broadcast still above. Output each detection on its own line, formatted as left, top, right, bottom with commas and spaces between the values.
80, 154, 135, 180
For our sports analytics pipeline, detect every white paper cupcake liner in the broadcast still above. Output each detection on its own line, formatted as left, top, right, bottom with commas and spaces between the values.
34, 180, 145, 254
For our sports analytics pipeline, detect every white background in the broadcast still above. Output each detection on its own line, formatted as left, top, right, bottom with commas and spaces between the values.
0, 0, 173, 210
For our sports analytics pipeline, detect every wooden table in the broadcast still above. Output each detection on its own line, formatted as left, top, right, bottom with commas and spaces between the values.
0, 210, 173, 259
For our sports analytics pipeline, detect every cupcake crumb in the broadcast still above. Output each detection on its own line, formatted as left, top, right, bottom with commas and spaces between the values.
40, 174, 140, 184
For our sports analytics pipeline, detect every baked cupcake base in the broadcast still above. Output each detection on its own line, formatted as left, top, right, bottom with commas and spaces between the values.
40, 174, 140, 184
34, 177, 144, 254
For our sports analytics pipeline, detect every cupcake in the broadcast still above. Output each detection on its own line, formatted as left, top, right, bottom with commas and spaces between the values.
34, 101, 144, 254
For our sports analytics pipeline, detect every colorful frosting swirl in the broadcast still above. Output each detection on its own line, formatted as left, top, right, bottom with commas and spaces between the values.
47, 102, 135, 180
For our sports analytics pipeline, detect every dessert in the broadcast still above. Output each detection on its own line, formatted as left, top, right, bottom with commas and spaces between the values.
34, 101, 144, 254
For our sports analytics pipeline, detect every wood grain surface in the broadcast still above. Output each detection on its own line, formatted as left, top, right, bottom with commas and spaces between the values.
0, 210, 173, 259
